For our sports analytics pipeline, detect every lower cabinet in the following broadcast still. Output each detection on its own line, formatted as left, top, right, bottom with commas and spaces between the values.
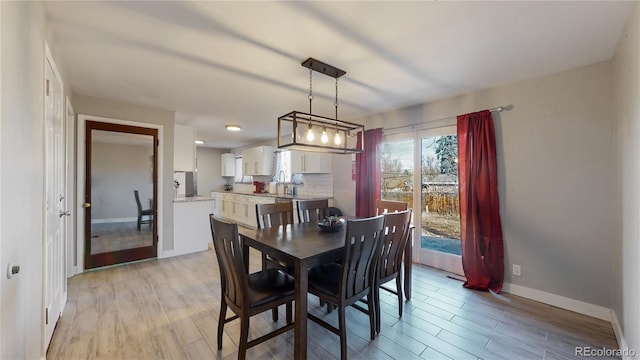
211, 192, 275, 228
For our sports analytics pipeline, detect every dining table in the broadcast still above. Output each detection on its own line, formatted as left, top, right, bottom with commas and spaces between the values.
238, 221, 414, 360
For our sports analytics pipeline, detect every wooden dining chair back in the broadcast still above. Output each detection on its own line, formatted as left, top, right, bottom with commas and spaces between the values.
256, 201, 294, 229
134, 190, 153, 231
297, 199, 329, 223
209, 215, 295, 360
375, 209, 412, 333
307, 215, 386, 360
255, 201, 295, 321
375, 199, 409, 215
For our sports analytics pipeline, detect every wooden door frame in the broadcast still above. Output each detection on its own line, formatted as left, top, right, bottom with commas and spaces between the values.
75, 115, 164, 273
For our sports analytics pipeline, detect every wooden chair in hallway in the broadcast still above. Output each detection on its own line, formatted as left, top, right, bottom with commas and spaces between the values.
209, 215, 294, 360
134, 190, 153, 231
307, 215, 386, 360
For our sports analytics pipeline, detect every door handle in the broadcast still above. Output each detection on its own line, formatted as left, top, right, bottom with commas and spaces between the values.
83, 202, 91, 208
59, 210, 71, 218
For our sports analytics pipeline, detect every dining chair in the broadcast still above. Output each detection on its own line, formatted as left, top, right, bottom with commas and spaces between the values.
255, 201, 295, 321
297, 199, 329, 224
134, 190, 153, 231
375, 199, 409, 215
256, 201, 294, 230
307, 215, 386, 360
375, 209, 412, 333
209, 215, 295, 360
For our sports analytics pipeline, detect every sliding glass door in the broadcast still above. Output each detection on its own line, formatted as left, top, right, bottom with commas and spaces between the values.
416, 126, 462, 275
381, 126, 463, 275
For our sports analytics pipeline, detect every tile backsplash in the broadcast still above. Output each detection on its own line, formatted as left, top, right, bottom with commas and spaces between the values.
231, 174, 333, 197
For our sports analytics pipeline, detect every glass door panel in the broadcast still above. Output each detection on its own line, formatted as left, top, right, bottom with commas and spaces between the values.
84, 121, 158, 269
417, 126, 463, 275
381, 137, 414, 208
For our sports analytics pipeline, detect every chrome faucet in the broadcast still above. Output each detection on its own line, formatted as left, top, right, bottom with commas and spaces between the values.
278, 170, 289, 195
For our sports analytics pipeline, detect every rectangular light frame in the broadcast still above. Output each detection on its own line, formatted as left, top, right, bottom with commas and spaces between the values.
277, 111, 364, 154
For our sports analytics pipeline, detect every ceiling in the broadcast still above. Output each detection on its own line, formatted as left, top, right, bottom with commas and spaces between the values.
44, 1, 634, 149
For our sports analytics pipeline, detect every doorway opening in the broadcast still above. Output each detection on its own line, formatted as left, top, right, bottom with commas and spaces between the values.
84, 121, 158, 269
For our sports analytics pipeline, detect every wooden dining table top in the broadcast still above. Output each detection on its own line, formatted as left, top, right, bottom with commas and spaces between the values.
238, 221, 346, 262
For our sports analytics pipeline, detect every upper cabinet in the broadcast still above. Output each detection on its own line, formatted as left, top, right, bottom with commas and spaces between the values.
241, 145, 273, 176
174, 124, 195, 172
291, 151, 332, 174
221, 153, 236, 177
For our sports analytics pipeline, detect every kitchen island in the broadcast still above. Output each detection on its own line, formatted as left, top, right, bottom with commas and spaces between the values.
171, 192, 332, 258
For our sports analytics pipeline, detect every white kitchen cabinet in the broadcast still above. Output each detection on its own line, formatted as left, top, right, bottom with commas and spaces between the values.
242, 146, 274, 176
221, 153, 236, 177
291, 151, 332, 173
174, 124, 196, 172
212, 193, 223, 217
211, 192, 275, 228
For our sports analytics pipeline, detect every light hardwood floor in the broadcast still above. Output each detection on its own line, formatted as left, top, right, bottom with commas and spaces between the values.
90, 221, 152, 254
47, 248, 620, 359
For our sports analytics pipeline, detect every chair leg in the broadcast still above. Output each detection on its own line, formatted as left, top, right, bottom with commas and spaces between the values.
368, 292, 377, 340
375, 285, 381, 334
272, 306, 279, 322
338, 305, 347, 360
238, 316, 249, 360
396, 275, 403, 318
286, 302, 292, 324
217, 301, 227, 350
137, 215, 142, 231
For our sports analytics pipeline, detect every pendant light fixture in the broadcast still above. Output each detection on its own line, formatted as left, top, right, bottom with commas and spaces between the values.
278, 58, 364, 154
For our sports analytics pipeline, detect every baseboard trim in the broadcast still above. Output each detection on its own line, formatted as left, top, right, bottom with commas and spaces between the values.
502, 282, 611, 321
91, 217, 137, 224
611, 310, 633, 358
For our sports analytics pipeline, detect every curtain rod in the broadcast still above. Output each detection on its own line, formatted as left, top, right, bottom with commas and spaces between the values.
382, 106, 506, 134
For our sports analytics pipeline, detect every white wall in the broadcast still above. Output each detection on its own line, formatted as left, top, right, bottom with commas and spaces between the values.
91, 142, 154, 220
0, 1, 69, 358
196, 146, 226, 195
72, 95, 175, 251
347, 61, 615, 309
613, 2, 640, 352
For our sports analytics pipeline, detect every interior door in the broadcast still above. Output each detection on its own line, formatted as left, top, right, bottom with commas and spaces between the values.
44, 53, 66, 348
416, 126, 463, 275
84, 121, 158, 269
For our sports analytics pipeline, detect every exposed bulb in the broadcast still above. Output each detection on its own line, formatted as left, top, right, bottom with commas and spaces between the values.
321, 128, 328, 144
334, 132, 342, 145
306, 128, 315, 142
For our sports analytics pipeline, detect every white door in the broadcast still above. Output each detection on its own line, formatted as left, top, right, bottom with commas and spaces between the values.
44, 49, 66, 348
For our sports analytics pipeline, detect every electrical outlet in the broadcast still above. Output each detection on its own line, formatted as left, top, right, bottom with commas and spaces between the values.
512, 264, 522, 276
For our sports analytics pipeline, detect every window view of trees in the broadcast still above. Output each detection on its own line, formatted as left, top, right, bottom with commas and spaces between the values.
422, 135, 460, 254
381, 134, 461, 256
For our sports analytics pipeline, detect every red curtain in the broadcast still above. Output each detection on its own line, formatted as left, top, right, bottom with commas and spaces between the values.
355, 128, 382, 217
457, 110, 504, 293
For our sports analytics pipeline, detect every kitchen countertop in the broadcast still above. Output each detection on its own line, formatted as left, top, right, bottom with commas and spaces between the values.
173, 196, 214, 203
210, 191, 332, 201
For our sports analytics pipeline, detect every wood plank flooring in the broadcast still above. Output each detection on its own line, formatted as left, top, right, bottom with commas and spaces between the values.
47, 248, 620, 359
90, 221, 152, 254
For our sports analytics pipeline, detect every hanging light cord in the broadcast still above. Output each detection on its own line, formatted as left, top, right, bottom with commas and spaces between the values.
308, 68, 313, 114
334, 78, 339, 120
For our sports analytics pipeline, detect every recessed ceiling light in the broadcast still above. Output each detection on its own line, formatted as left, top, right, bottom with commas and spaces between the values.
195, 140, 205, 145
225, 125, 242, 131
